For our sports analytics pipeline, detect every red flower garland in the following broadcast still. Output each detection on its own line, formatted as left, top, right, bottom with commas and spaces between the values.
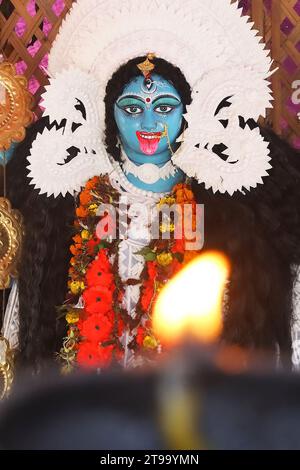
59, 176, 200, 371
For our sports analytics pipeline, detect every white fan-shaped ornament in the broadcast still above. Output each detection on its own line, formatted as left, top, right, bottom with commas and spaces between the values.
27, 69, 112, 197
173, 66, 273, 194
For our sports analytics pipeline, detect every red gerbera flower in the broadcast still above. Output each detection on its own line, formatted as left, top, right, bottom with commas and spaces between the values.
76, 341, 103, 369
77, 342, 115, 369
86, 261, 113, 288
79, 313, 113, 343
83, 285, 113, 315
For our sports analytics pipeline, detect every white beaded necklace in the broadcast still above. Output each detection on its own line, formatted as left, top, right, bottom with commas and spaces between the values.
121, 150, 178, 186
109, 158, 169, 201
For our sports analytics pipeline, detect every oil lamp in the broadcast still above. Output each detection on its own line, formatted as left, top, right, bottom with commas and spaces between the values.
153, 251, 230, 450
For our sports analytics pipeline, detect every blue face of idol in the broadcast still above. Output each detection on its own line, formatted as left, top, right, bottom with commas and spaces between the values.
114, 74, 184, 166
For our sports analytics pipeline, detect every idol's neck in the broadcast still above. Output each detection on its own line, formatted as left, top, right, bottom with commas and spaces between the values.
124, 168, 184, 193
121, 146, 184, 193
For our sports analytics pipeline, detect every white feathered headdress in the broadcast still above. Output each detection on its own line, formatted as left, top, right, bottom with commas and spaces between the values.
27, 0, 274, 197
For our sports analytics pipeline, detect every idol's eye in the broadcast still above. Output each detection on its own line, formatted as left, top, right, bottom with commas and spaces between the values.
123, 106, 143, 115
154, 105, 174, 114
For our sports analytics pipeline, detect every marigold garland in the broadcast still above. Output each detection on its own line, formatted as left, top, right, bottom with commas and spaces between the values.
59, 176, 200, 371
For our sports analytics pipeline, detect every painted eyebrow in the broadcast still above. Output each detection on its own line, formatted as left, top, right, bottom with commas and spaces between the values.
152, 94, 181, 104
116, 95, 145, 105
116, 93, 182, 105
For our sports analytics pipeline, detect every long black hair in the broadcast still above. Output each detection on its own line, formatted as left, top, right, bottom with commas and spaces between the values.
7, 56, 300, 369
192, 128, 300, 366
7, 118, 75, 370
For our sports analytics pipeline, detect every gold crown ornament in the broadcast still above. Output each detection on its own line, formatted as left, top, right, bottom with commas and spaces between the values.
137, 53, 156, 77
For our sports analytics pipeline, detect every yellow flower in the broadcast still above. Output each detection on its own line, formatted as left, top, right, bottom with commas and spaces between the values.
143, 335, 158, 350
81, 229, 91, 241
158, 196, 176, 208
70, 280, 85, 295
157, 252, 173, 267
66, 310, 80, 324
88, 203, 98, 215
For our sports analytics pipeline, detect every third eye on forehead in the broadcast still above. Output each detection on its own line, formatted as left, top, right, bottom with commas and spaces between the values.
116, 94, 181, 107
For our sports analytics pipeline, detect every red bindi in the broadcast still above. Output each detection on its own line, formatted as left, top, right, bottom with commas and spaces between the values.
146, 98, 151, 103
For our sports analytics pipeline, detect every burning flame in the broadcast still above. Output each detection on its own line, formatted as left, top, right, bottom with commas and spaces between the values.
153, 251, 230, 345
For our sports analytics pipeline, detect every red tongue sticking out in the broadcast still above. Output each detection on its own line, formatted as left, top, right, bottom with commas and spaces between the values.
137, 132, 161, 156
139, 137, 160, 155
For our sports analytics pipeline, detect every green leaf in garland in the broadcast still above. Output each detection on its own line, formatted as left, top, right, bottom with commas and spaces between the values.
144, 252, 157, 261
95, 240, 111, 253
137, 247, 156, 261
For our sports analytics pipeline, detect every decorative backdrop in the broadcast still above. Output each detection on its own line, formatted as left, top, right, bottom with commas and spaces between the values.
0, 0, 300, 142
0, 0, 73, 118
239, 0, 300, 148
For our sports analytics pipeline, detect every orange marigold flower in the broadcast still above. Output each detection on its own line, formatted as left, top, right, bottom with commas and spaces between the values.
174, 185, 194, 204
70, 244, 78, 256
85, 176, 100, 190
76, 206, 88, 218
73, 234, 82, 244
79, 189, 92, 206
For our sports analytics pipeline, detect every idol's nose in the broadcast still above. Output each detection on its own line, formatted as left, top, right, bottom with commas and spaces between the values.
141, 110, 158, 132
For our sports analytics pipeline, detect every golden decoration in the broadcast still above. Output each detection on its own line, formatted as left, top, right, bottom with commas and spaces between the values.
0, 61, 33, 151
0, 197, 23, 290
143, 335, 158, 350
88, 203, 98, 215
137, 53, 156, 77
66, 309, 81, 324
0, 336, 14, 400
157, 252, 173, 267
69, 280, 85, 295
81, 229, 91, 240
